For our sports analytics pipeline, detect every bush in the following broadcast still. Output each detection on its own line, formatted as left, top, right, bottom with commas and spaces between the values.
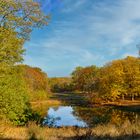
0, 66, 31, 125
28, 90, 50, 102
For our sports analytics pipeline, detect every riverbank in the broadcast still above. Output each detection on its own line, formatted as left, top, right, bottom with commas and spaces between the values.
30, 92, 140, 120
30, 92, 89, 116
31, 92, 140, 109
52, 92, 140, 106
99, 100, 140, 111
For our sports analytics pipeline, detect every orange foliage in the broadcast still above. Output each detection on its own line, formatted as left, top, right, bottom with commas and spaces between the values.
22, 65, 49, 92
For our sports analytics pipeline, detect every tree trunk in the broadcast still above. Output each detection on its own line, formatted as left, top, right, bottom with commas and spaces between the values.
132, 94, 134, 101
122, 94, 124, 100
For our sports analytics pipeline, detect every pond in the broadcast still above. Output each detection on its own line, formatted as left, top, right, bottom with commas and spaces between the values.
42, 105, 140, 127
43, 106, 87, 127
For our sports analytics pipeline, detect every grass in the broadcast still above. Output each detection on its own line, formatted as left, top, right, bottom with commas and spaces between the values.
1, 120, 140, 140
30, 99, 61, 117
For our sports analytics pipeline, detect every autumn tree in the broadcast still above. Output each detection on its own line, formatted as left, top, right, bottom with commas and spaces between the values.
98, 56, 140, 101
23, 65, 49, 91
98, 60, 126, 101
20, 65, 50, 102
71, 56, 140, 102
49, 77, 73, 93
0, 0, 49, 41
122, 56, 140, 100
71, 66, 99, 93
0, 0, 49, 71
0, 0, 49, 124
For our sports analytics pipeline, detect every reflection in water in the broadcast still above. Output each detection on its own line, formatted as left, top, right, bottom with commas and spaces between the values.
74, 106, 140, 127
43, 106, 87, 127
43, 105, 140, 128
74, 107, 112, 127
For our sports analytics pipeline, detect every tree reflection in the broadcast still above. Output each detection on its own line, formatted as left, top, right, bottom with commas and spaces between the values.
43, 115, 61, 127
73, 106, 140, 127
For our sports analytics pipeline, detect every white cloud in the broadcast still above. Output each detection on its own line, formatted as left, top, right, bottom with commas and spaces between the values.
88, 0, 140, 46
25, 0, 140, 76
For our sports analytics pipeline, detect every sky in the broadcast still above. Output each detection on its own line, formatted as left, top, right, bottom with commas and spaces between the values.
24, 0, 140, 77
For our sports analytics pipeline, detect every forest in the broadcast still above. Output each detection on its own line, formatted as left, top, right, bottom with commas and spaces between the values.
0, 0, 140, 140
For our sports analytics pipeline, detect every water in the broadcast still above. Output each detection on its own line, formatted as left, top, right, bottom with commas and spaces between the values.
43, 106, 87, 127
43, 105, 140, 127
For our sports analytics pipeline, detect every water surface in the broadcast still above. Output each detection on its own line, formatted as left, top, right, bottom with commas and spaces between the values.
43, 106, 87, 127
43, 105, 140, 127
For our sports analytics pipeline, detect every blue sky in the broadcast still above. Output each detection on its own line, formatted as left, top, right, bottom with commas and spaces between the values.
24, 0, 139, 77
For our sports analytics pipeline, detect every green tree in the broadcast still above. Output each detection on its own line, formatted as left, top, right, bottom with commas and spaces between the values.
0, 28, 30, 124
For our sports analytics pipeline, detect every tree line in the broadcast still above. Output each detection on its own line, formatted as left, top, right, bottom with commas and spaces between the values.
50, 56, 140, 103
71, 56, 140, 102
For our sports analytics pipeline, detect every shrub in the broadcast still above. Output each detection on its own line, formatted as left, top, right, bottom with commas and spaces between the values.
0, 66, 31, 125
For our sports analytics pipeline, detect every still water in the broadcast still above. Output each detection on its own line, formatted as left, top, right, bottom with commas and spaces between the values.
43, 105, 140, 127
43, 106, 87, 127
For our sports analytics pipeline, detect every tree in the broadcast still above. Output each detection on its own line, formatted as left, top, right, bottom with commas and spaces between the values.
0, 66, 31, 125
122, 56, 140, 100
22, 65, 49, 91
71, 66, 99, 93
98, 56, 140, 101
49, 77, 73, 93
19, 65, 50, 102
0, 0, 49, 125
0, 0, 49, 41
0, 28, 30, 124
0, 27, 24, 65
98, 60, 126, 101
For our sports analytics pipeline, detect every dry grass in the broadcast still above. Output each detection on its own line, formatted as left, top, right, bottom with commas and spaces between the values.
30, 99, 61, 117
0, 125, 82, 140
30, 99, 61, 106
93, 120, 140, 137
1, 120, 140, 140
